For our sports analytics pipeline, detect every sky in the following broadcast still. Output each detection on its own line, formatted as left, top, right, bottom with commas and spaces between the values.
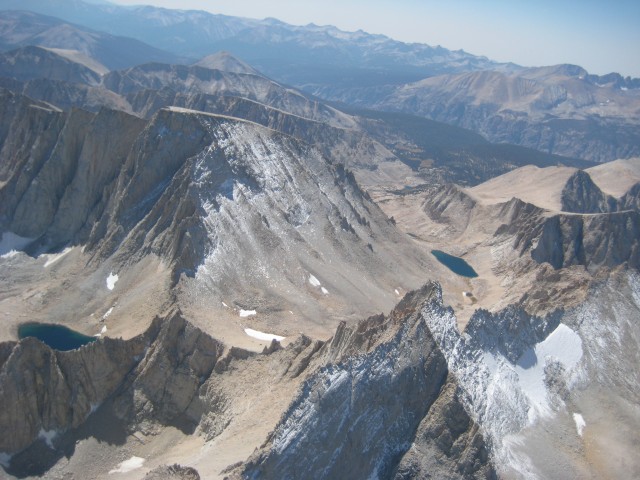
111, 0, 640, 77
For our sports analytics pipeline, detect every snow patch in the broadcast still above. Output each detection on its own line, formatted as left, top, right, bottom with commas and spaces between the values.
395, 289, 400, 295
38, 429, 57, 448
94, 325, 108, 338
106, 272, 119, 290
0, 232, 33, 257
102, 308, 114, 320
244, 328, 285, 342
222, 302, 228, 308
308, 274, 321, 287
239, 309, 257, 317
43, 247, 72, 267
423, 300, 587, 477
321, 287, 329, 295
514, 324, 583, 422
573, 413, 586, 436
109, 456, 145, 474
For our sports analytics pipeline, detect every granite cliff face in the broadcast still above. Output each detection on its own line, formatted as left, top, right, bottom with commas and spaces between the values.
528, 209, 639, 271
0, 310, 228, 469
560, 170, 618, 213
0, 89, 145, 250
0, 324, 152, 455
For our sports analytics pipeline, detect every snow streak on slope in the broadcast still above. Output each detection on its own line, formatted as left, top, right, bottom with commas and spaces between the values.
422, 271, 640, 478
175, 112, 430, 333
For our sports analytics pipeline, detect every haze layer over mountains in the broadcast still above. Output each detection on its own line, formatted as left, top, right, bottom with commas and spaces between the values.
0, 2, 639, 479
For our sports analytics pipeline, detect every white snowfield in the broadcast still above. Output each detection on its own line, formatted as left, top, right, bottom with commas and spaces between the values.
422, 271, 640, 478
94, 325, 108, 338
309, 274, 329, 295
422, 294, 588, 478
244, 328, 285, 342
108, 456, 145, 474
106, 272, 119, 290
239, 309, 257, 317
513, 323, 583, 422
573, 413, 586, 436
43, 247, 73, 267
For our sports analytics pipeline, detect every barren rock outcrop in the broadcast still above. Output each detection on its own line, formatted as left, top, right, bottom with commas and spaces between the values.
531, 211, 640, 271
145, 464, 201, 480
0, 89, 145, 248
0, 328, 151, 454
560, 170, 618, 213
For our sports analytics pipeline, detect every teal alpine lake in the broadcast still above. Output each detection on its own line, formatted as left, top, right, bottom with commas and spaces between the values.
18, 323, 96, 351
431, 250, 479, 278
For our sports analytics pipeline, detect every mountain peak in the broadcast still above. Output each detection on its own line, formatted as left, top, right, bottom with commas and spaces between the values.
193, 51, 259, 75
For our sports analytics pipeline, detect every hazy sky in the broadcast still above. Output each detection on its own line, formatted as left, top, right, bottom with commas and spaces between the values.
111, 0, 640, 77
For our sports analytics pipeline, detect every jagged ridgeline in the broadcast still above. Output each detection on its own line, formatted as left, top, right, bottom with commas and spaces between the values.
0, 286, 495, 479
0, 89, 431, 322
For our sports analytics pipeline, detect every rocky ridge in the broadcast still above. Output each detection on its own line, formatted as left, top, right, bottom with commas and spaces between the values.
235, 283, 494, 480
0, 48, 595, 192
0, 285, 496, 479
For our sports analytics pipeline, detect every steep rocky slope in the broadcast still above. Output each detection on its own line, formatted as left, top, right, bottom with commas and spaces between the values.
423, 269, 640, 479
235, 283, 494, 479
0, 285, 495, 479
0, 8, 638, 478
0, 49, 595, 192
101, 62, 356, 129
375, 161, 640, 327
3, 271, 633, 479
89, 107, 433, 338
0, 88, 145, 250
0, 88, 437, 345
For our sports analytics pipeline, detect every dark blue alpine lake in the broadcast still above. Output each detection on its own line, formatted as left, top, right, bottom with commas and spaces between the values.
18, 323, 96, 351
431, 250, 479, 278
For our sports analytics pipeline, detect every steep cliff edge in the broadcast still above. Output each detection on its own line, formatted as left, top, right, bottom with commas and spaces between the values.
0, 324, 154, 455
423, 270, 640, 479
235, 283, 495, 480
0, 286, 495, 480
0, 89, 145, 249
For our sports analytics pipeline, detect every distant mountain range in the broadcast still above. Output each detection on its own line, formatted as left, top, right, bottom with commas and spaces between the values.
0, 10, 181, 69
1, 0, 638, 162
0, 0, 515, 87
